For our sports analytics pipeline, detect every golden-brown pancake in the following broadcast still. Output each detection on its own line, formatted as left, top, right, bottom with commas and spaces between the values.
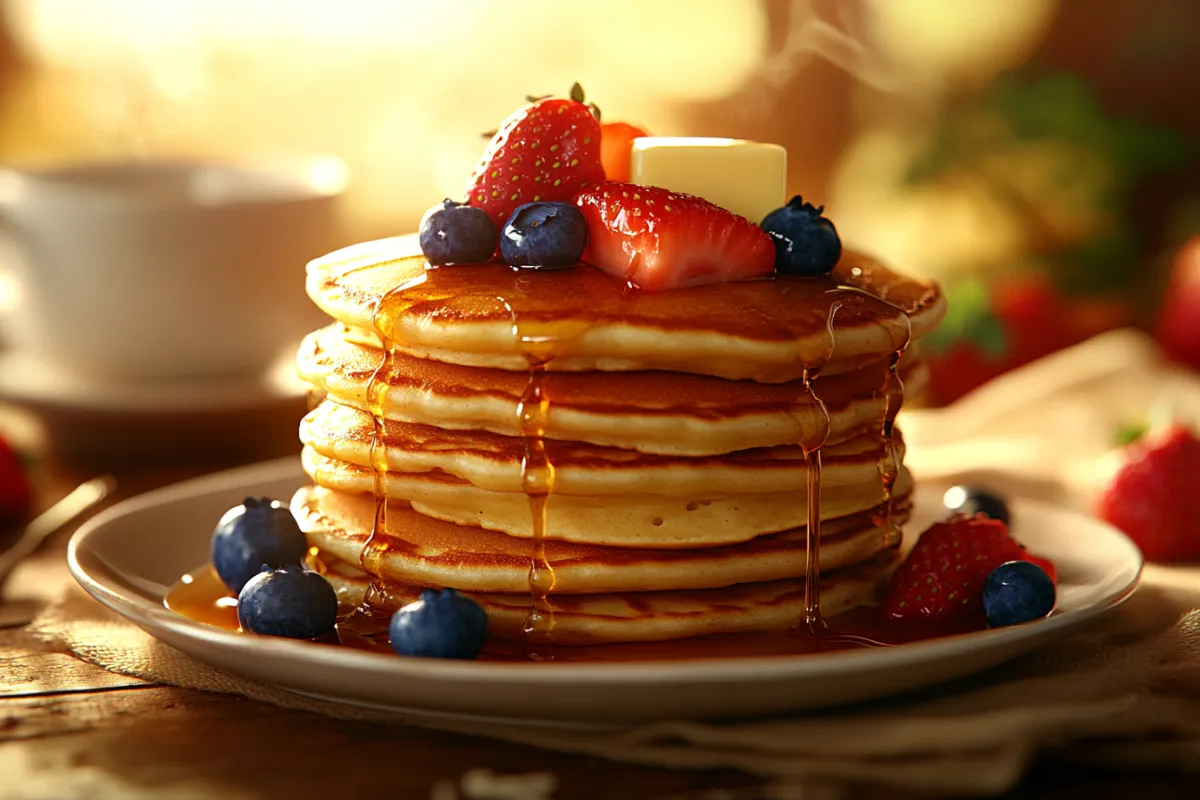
319, 550, 896, 645
297, 325, 926, 455
305, 235, 945, 383
293, 485, 907, 594
301, 445, 913, 547
300, 400, 907, 497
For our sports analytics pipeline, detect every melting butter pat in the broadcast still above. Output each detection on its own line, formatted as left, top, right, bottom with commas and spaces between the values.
630, 137, 787, 223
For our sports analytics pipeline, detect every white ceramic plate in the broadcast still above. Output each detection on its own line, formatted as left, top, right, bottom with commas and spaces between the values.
68, 458, 1141, 727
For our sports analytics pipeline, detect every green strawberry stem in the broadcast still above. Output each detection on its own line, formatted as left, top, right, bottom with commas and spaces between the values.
1115, 421, 1148, 447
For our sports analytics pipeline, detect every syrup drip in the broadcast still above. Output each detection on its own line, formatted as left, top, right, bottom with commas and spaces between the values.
502, 291, 570, 645
793, 289, 914, 648
516, 360, 557, 638
798, 300, 840, 635
358, 273, 434, 617
874, 313, 913, 550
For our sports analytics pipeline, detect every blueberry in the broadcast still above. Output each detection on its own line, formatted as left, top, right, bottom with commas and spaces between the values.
500, 202, 587, 268
943, 486, 1010, 525
982, 561, 1056, 627
237, 564, 339, 639
389, 588, 489, 660
210, 497, 308, 593
419, 199, 498, 265
760, 196, 841, 277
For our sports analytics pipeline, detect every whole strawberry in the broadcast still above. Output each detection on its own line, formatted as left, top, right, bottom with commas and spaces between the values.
884, 516, 1025, 621
1156, 236, 1200, 371
466, 84, 606, 229
1095, 423, 1200, 563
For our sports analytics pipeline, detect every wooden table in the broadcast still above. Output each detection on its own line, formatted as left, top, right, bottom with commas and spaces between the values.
0, 405, 1196, 799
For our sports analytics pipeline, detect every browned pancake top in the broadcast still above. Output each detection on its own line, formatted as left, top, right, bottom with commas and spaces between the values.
312, 248, 940, 344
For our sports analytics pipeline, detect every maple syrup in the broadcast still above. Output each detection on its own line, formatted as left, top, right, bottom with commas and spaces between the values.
357, 273, 434, 619
516, 360, 557, 639
178, 253, 942, 660
874, 311, 912, 550
355, 266, 594, 649
503, 295, 567, 642
350, 265, 924, 651
787, 286, 914, 644
164, 565, 982, 661
797, 300, 840, 635
504, 279, 593, 650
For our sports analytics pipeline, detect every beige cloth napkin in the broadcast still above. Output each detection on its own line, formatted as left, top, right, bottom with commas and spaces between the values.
27, 329, 1200, 797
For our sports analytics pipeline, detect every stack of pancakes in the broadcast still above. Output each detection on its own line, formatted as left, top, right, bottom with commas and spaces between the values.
292, 235, 945, 645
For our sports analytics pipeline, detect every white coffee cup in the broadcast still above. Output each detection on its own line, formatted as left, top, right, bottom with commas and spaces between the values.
0, 156, 348, 382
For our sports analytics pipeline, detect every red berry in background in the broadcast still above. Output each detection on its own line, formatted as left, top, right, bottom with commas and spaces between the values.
923, 274, 1074, 405
1155, 236, 1200, 371
883, 515, 1025, 621
0, 435, 31, 524
990, 273, 1071, 365
465, 85, 606, 229
1095, 423, 1200, 563
1064, 296, 1132, 343
599, 121, 648, 183
574, 183, 775, 291
924, 340, 1005, 406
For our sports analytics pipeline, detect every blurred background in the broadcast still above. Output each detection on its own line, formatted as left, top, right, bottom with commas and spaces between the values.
0, 0, 1197, 410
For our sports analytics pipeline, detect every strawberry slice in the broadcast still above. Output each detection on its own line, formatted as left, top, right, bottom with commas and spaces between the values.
465, 86, 606, 229
600, 121, 648, 182
883, 516, 1025, 621
573, 183, 775, 291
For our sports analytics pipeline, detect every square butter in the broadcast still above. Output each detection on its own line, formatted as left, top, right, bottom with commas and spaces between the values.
629, 137, 787, 224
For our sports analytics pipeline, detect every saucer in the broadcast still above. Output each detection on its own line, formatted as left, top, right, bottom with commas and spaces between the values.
0, 349, 308, 415
68, 458, 1142, 726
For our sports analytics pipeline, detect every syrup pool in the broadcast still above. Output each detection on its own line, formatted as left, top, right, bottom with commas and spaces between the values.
164, 565, 983, 662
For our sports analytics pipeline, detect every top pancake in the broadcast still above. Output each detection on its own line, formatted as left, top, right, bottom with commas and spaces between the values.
306, 235, 945, 383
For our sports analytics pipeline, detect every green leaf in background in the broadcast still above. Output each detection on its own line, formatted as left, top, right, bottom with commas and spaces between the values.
1056, 228, 1141, 295
907, 71, 1192, 190
973, 314, 1008, 358
1169, 198, 1200, 249
985, 72, 1191, 177
922, 278, 1009, 359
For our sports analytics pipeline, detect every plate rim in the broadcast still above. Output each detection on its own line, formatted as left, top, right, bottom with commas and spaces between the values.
67, 457, 1144, 686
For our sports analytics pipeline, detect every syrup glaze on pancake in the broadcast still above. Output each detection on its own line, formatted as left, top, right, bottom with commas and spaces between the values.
293, 485, 910, 595
298, 228, 938, 644
298, 325, 928, 455
307, 235, 945, 383
300, 399, 909, 497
